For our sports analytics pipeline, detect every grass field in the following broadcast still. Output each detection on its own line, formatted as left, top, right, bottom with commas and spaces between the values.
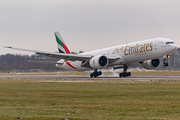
131, 71, 180, 76
0, 79, 180, 120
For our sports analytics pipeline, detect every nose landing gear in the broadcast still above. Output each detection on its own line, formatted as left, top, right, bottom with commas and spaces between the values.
163, 55, 170, 66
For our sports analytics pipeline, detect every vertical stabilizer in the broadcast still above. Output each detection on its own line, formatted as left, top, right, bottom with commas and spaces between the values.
54, 31, 70, 54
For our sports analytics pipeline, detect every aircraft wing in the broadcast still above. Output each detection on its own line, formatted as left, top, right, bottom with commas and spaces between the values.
4, 46, 119, 62
4, 46, 92, 61
4, 46, 120, 63
28, 60, 63, 65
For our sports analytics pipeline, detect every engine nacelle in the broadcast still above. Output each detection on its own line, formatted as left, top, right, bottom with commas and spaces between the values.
89, 55, 108, 69
142, 59, 160, 69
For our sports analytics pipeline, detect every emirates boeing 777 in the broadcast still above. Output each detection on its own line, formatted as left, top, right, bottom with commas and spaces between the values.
4, 32, 177, 77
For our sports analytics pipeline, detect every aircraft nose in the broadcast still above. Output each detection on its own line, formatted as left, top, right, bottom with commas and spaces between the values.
165, 42, 177, 53
170, 44, 178, 53
173, 44, 178, 50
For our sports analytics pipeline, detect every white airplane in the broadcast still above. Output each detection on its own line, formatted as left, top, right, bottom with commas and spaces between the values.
4, 32, 177, 77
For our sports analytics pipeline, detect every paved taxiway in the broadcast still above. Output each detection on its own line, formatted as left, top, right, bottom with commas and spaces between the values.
0, 74, 180, 81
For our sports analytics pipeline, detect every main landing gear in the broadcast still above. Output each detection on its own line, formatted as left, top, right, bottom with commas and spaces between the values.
119, 65, 131, 77
90, 69, 102, 78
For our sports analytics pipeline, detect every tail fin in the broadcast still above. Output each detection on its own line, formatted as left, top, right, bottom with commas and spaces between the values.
54, 31, 71, 54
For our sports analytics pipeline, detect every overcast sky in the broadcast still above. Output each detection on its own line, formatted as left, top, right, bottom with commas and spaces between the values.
1, 0, 180, 55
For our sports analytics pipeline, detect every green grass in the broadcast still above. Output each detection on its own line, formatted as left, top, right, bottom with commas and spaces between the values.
0, 79, 180, 119
131, 71, 180, 76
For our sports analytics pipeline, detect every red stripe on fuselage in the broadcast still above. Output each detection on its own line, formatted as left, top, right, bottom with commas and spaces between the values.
65, 61, 77, 69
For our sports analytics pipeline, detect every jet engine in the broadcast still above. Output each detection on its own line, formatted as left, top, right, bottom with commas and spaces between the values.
89, 55, 108, 69
142, 59, 160, 69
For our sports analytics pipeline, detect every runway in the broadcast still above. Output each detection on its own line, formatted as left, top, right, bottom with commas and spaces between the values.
0, 74, 180, 81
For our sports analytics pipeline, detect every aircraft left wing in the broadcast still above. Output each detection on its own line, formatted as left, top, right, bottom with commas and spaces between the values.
4, 46, 92, 61
4, 46, 120, 62
28, 60, 64, 65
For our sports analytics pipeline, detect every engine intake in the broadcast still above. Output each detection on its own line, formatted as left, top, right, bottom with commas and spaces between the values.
142, 59, 160, 69
89, 55, 108, 69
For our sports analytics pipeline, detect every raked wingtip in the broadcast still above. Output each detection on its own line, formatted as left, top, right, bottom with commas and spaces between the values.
3, 46, 12, 48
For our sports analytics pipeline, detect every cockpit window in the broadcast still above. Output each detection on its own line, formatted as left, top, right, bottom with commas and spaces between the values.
166, 42, 174, 44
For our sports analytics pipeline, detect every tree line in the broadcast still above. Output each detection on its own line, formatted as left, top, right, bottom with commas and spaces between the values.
0, 54, 61, 72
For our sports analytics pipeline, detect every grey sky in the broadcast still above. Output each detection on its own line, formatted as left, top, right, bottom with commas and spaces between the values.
1, 0, 180, 55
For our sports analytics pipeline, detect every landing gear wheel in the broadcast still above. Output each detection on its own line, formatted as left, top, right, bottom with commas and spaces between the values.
164, 63, 168, 66
163, 56, 169, 67
119, 73, 122, 77
119, 72, 131, 77
90, 69, 102, 78
123, 74, 125, 77
90, 73, 93, 78
128, 72, 131, 76
119, 65, 131, 77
